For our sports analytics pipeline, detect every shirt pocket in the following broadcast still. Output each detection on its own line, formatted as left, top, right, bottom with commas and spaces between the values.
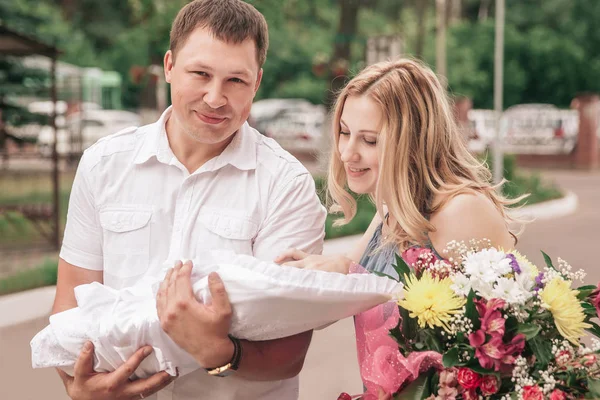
99, 205, 153, 278
197, 207, 258, 255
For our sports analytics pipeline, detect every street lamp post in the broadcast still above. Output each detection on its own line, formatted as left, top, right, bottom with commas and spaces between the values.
436, 0, 447, 81
493, 0, 505, 184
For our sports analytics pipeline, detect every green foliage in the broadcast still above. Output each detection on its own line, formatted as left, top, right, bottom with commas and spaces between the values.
314, 176, 377, 239
0, 258, 58, 296
3, 0, 600, 109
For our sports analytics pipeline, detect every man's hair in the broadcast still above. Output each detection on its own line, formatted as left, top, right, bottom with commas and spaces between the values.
170, 0, 269, 67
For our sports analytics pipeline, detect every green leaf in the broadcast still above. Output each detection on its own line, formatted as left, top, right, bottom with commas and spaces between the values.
393, 253, 412, 284
465, 289, 481, 331
395, 370, 435, 400
577, 285, 597, 300
505, 316, 519, 333
581, 302, 597, 316
587, 379, 600, 398
420, 330, 443, 353
372, 270, 397, 281
529, 336, 552, 367
466, 362, 496, 375
517, 323, 541, 340
400, 306, 418, 342
443, 347, 460, 368
389, 314, 409, 352
541, 251, 558, 272
585, 321, 600, 339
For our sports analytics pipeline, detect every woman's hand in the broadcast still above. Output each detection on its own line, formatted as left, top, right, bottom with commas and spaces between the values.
274, 249, 354, 274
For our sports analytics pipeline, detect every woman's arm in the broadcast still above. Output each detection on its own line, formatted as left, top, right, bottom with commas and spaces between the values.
274, 212, 383, 273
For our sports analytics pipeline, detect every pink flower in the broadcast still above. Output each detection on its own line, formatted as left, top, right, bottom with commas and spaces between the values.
462, 389, 478, 400
437, 386, 459, 400
592, 283, 600, 318
502, 334, 526, 365
582, 353, 597, 367
556, 349, 572, 367
522, 386, 544, 400
401, 247, 436, 267
476, 298, 507, 337
469, 298, 525, 371
550, 389, 567, 400
480, 375, 500, 395
439, 368, 458, 387
469, 330, 525, 371
456, 368, 481, 390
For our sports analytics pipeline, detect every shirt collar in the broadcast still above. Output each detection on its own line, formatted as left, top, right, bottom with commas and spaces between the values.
207, 121, 257, 172
133, 106, 257, 171
133, 107, 171, 165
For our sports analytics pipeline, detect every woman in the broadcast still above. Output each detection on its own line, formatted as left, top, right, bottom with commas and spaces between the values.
276, 58, 520, 278
275, 59, 523, 398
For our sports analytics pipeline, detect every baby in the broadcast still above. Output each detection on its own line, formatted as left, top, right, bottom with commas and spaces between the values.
31, 250, 401, 380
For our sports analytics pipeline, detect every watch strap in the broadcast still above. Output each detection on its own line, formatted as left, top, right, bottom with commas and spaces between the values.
205, 335, 242, 377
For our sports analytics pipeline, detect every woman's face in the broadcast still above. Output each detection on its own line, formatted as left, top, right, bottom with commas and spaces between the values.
337, 95, 383, 195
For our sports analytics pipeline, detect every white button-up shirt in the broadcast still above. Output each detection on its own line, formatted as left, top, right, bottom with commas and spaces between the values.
60, 106, 327, 400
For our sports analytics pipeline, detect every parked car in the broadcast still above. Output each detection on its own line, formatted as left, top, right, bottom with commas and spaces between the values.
249, 99, 325, 152
37, 109, 141, 157
468, 104, 578, 155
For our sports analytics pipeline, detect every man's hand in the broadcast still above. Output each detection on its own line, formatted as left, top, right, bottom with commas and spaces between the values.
275, 248, 353, 274
156, 260, 234, 369
57, 342, 174, 400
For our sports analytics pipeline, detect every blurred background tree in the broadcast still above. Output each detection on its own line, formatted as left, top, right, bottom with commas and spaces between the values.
1, 0, 599, 110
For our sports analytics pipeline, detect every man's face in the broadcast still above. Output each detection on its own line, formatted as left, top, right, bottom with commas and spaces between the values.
164, 27, 263, 145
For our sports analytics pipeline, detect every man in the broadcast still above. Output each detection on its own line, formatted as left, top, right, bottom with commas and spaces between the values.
52, 1, 327, 399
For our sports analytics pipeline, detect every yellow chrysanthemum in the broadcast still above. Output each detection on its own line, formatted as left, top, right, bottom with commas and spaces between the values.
540, 277, 591, 345
398, 271, 466, 332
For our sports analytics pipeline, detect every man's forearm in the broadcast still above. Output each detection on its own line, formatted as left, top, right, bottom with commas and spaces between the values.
235, 330, 313, 381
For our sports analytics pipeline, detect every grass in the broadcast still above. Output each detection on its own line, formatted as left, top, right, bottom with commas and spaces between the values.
0, 258, 58, 296
500, 154, 563, 207
0, 171, 74, 248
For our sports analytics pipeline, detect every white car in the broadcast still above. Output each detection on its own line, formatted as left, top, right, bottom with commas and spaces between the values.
249, 99, 325, 152
38, 109, 141, 157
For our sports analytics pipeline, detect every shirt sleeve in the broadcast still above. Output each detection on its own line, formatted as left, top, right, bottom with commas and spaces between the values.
59, 152, 104, 270
253, 173, 327, 262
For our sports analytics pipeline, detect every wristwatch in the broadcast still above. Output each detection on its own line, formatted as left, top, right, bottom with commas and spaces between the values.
205, 335, 242, 377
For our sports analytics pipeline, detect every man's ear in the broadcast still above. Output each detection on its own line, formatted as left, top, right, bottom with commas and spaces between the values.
254, 68, 263, 94
164, 50, 174, 83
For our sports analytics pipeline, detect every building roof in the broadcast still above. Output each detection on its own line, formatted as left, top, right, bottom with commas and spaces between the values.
0, 24, 60, 57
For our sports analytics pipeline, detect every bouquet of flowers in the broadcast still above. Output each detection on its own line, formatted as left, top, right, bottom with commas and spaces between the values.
344, 240, 600, 400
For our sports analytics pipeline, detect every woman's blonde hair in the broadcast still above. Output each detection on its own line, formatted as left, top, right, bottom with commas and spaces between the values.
327, 58, 521, 251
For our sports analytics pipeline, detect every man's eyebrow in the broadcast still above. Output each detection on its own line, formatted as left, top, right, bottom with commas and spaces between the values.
189, 63, 252, 77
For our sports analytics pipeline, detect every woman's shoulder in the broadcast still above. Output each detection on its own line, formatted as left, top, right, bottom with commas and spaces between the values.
433, 191, 497, 219
429, 191, 514, 251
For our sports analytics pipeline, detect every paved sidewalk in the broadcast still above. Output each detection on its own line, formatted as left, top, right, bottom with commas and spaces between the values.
1, 169, 598, 399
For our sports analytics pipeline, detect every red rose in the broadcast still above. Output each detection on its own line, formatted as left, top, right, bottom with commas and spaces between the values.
457, 368, 482, 390
550, 389, 567, 400
480, 375, 500, 395
522, 386, 544, 400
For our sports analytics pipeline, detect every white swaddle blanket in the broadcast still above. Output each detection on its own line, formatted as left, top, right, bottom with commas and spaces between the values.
31, 250, 402, 379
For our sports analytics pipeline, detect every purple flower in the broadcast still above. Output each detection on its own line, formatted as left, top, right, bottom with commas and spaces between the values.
506, 253, 521, 274
534, 272, 545, 291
